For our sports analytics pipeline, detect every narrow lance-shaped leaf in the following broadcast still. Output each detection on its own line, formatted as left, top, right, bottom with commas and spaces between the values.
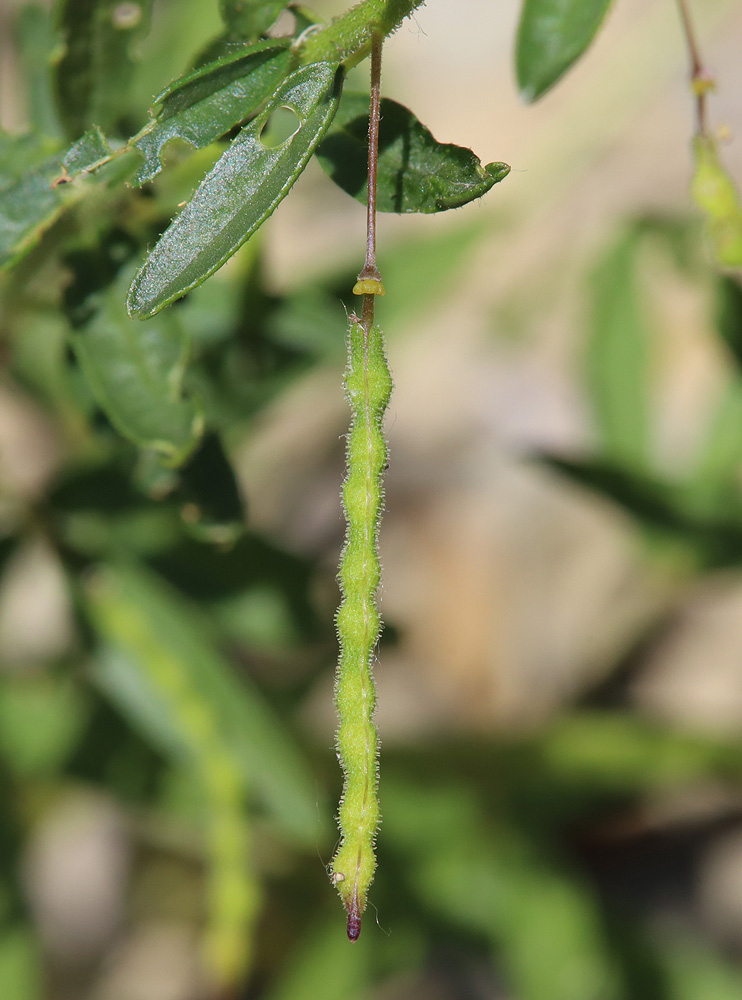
70, 269, 204, 465
16, 4, 61, 137
586, 228, 651, 472
715, 276, 742, 369
128, 62, 342, 320
684, 279, 742, 512
0, 126, 112, 270
516, 0, 614, 102
316, 93, 509, 213
85, 562, 319, 844
132, 40, 293, 185
84, 562, 259, 985
54, 0, 153, 139
219, 0, 286, 39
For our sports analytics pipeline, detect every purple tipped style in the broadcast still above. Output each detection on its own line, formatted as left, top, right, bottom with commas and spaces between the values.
347, 912, 362, 941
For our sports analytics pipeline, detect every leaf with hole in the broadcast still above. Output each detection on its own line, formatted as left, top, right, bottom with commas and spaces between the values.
132, 39, 293, 185
127, 61, 342, 319
316, 93, 509, 213
516, 0, 614, 102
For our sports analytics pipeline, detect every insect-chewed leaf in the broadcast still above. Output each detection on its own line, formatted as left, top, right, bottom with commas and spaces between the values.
132, 40, 293, 185
61, 124, 113, 175
219, 0, 286, 39
0, 127, 112, 270
516, 0, 614, 102
54, 0, 153, 139
316, 93, 509, 213
127, 62, 342, 320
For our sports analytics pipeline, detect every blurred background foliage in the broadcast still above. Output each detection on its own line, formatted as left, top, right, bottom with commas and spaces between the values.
2, 0, 742, 998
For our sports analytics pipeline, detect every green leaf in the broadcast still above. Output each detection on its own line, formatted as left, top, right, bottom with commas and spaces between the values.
85, 563, 319, 843
691, 135, 742, 268
0, 127, 112, 270
70, 269, 204, 465
542, 454, 742, 570
316, 93, 509, 213
61, 124, 113, 175
383, 778, 621, 1000
715, 275, 742, 368
127, 61, 342, 319
661, 940, 742, 1000
0, 133, 63, 268
0, 927, 41, 1000
379, 218, 492, 325
543, 457, 685, 534
687, 276, 742, 510
683, 279, 742, 512
0, 677, 89, 779
516, 0, 614, 102
219, 0, 286, 39
176, 432, 246, 545
132, 40, 293, 185
265, 917, 373, 1000
53, 0, 153, 139
15, 4, 61, 136
685, 380, 742, 515
540, 713, 742, 790
586, 228, 651, 471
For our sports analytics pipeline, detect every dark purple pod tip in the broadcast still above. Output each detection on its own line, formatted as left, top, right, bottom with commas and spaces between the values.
347, 913, 362, 941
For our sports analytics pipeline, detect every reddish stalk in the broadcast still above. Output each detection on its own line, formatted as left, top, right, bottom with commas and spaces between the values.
353, 31, 385, 331
675, 0, 714, 136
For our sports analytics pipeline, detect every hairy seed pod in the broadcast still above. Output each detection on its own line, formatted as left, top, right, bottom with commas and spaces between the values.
331, 317, 392, 940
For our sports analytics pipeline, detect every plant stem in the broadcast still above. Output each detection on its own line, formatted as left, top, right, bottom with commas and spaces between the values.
299, 0, 425, 68
355, 31, 384, 328
675, 0, 713, 135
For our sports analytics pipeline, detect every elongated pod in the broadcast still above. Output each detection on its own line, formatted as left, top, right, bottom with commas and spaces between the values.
331, 316, 392, 940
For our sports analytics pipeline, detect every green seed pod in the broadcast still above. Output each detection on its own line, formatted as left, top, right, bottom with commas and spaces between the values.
331, 317, 392, 941
691, 134, 742, 268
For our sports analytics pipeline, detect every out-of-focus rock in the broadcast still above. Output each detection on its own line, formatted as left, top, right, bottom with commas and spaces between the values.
698, 826, 742, 949
632, 576, 742, 733
91, 925, 206, 1000
22, 792, 130, 965
0, 539, 74, 670
0, 383, 62, 499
